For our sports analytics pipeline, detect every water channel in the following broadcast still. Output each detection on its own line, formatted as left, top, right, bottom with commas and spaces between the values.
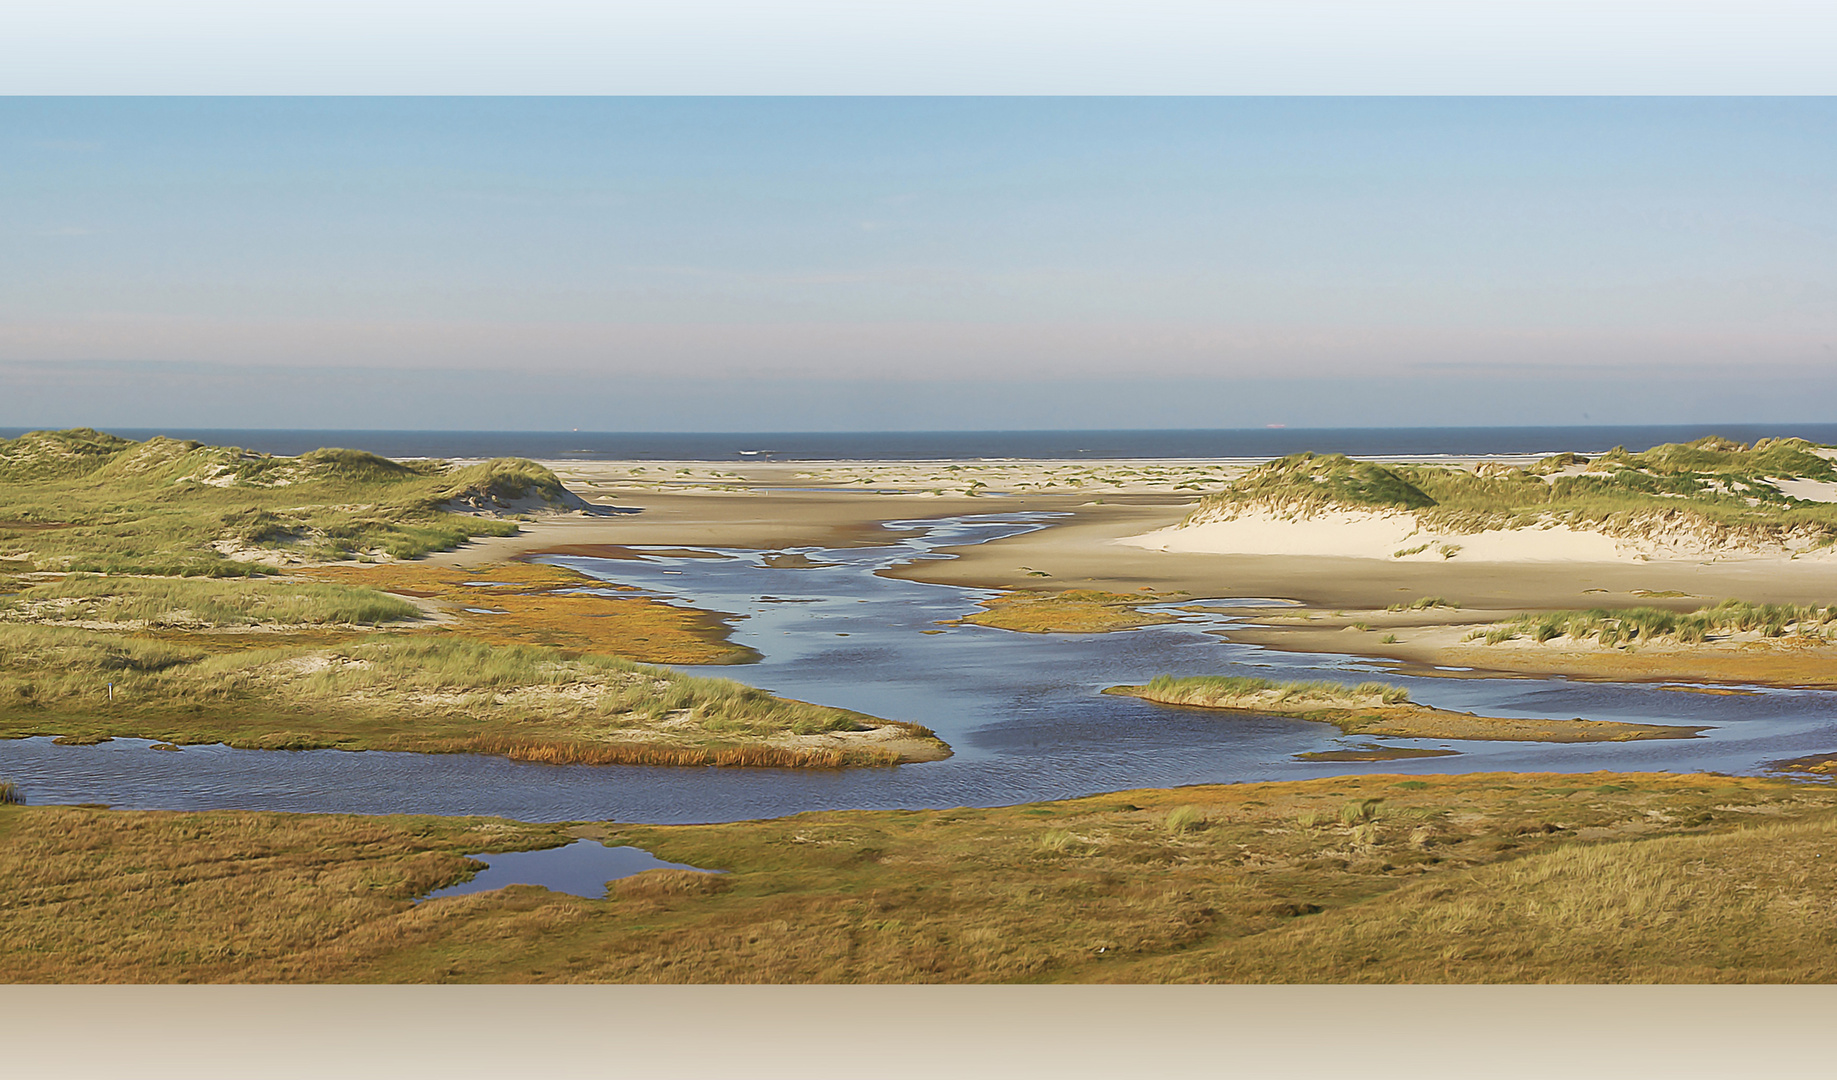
5, 513, 1834, 823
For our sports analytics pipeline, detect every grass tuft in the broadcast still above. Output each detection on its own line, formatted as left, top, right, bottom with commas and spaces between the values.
1128, 675, 1411, 709
1165, 806, 1209, 834
1480, 599, 1837, 648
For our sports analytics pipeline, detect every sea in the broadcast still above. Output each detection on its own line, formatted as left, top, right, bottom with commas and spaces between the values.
8, 424, 1837, 462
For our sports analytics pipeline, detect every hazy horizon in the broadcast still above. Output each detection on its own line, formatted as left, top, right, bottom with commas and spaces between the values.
6, 98, 1834, 431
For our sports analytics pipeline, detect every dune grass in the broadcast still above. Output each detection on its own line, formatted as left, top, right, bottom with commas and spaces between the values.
1121, 674, 1412, 709
1387, 596, 1459, 612
1189, 436, 1837, 550
6, 771, 1834, 982
1208, 452, 1438, 513
1107, 674, 1700, 743
1478, 599, 1837, 647
0, 626, 933, 765
0, 428, 565, 575
1, 573, 420, 628
0, 430, 942, 765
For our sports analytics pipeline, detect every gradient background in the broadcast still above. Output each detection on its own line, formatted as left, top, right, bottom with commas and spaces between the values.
7, 4, 1837, 1075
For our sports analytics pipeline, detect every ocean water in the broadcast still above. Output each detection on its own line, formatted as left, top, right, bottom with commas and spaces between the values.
9, 425, 1836, 462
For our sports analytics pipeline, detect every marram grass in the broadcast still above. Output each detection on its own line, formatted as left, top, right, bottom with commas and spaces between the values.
1188, 436, 1837, 551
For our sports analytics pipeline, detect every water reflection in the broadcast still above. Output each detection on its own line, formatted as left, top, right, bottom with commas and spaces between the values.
418, 839, 718, 902
6, 513, 1836, 823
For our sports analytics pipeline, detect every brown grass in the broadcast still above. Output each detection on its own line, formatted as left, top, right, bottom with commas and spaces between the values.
950, 589, 1180, 634
1107, 678, 1704, 743
0, 555, 948, 765
0, 627, 942, 764
0, 805, 566, 982
434, 735, 901, 768
8, 771, 1837, 983
304, 561, 753, 665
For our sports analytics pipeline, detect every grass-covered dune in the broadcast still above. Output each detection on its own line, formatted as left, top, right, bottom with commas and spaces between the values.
3, 771, 1833, 982
1188, 435, 1837, 552
2, 573, 421, 629
0, 431, 946, 766
0, 428, 581, 576
0, 627, 941, 765
1106, 675, 1703, 743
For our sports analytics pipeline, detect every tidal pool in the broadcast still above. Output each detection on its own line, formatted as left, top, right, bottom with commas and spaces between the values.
418, 839, 718, 902
6, 513, 1836, 823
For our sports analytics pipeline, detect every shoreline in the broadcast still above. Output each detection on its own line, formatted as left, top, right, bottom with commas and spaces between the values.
1103, 679, 1708, 743
435, 458, 1837, 694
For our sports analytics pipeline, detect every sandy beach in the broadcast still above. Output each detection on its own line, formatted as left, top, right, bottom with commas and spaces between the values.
421, 454, 1837, 690
423, 455, 1234, 567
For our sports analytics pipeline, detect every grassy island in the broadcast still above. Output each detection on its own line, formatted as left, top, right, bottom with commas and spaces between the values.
1105, 675, 1703, 744
0, 429, 948, 767
949, 589, 1181, 634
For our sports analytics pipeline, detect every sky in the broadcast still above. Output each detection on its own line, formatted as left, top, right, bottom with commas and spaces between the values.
4, 97, 1836, 430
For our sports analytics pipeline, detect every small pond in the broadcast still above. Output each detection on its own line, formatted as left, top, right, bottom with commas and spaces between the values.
418, 839, 720, 902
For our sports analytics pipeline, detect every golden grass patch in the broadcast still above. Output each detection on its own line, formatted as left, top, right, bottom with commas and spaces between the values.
950, 589, 1181, 634
8, 771, 1833, 983
305, 562, 753, 665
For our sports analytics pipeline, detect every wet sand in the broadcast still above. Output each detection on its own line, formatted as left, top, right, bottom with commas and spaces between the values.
423, 490, 1056, 567
431, 458, 1837, 688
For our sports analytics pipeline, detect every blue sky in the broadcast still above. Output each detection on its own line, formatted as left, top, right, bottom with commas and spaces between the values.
4, 97, 1835, 429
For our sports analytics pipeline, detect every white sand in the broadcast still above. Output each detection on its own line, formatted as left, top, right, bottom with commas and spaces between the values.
1121, 506, 1837, 564
1118, 509, 1632, 563
1771, 477, 1837, 504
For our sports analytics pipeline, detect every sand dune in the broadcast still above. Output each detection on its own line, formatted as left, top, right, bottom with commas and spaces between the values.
1119, 507, 1837, 565
1118, 508, 1629, 563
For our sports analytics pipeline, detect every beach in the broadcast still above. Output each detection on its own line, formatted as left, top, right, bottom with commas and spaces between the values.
443, 454, 1837, 690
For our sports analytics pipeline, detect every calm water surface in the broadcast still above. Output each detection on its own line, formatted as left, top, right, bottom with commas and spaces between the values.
417, 839, 718, 902
6, 513, 1835, 823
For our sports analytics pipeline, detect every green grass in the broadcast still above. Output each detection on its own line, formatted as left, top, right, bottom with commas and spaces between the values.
0, 781, 21, 805
0, 429, 566, 575
0, 430, 950, 767
2, 574, 420, 628
1189, 436, 1837, 549
1164, 805, 1208, 834
1203, 451, 1436, 512
1387, 596, 1459, 612
1478, 599, 1837, 647
1131, 674, 1411, 706
0, 625, 912, 760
